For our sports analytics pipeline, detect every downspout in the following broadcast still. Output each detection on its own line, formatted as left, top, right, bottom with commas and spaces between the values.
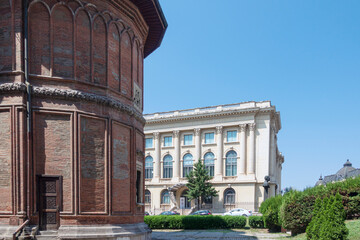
23, 0, 32, 222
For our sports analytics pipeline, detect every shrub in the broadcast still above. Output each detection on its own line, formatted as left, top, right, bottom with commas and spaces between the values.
144, 215, 246, 229
307, 194, 348, 240
223, 216, 246, 228
249, 216, 264, 228
259, 195, 282, 232
280, 176, 360, 235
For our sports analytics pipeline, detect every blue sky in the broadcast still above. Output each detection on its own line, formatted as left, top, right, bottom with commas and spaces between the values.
144, 0, 360, 190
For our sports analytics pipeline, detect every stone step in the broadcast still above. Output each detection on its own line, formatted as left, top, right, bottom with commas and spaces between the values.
35, 230, 58, 240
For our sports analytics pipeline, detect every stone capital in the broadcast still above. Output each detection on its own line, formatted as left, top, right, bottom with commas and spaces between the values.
239, 124, 247, 132
216, 126, 223, 134
173, 130, 179, 138
249, 123, 256, 131
194, 128, 201, 136
153, 132, 160, 139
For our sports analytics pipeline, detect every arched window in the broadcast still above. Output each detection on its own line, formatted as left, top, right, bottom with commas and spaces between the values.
145, 156, 153, 179
224, 188, 235, 204
163, 155, 173, 178
225, 150, 237, 176
161, 190, 170, 204
183, 153, 193, 177
204, 152, 215, 177
181, 190, 191, 209
145, 190, 151, 204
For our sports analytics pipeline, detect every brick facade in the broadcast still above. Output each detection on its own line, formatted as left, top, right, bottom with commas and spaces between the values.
0, 0, 166, 238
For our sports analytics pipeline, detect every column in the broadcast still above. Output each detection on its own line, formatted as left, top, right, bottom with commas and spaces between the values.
194, 128, 201, 161
153, 132, 161, 181
173, 130, 180, 180
269, 127, 276, 178
239, 124, 247, 175
248, 123, 256, 174
215, 126, 223, 179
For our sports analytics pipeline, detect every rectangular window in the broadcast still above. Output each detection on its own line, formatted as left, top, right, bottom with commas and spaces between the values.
227, 130, 237, 142
164, 136, 172, 147
136, 171, 141, 203
145, 138, 153, 148
205, 132, 215, 144
184, 134, 193, 145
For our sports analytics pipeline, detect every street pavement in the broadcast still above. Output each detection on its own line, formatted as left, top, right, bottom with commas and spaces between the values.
151, 229, 290, 240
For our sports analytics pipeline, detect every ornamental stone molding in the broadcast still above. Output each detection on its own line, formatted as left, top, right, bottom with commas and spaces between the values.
216, 126, 223, 134
153, 132, 160, 140
0, 83, 145, 123
239, 124, 247, 132
249, 123, 256, 131
173, 130, 179, 138
194, 128, 201, 136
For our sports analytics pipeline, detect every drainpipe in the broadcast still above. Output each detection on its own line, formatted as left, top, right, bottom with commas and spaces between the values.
23, 0, 32, 223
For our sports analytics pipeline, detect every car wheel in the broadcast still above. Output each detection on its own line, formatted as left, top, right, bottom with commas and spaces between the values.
242, 214, 247, 217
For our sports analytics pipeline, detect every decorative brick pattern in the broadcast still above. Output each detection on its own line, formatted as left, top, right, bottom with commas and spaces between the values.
80, 116, 106, 213
0, 110, 12, 213
112, 122, 131, 213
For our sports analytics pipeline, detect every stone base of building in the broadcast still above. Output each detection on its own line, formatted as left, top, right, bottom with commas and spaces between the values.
0, 223, 151, 240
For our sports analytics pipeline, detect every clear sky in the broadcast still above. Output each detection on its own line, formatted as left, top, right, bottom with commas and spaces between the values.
144, 0, 360, 190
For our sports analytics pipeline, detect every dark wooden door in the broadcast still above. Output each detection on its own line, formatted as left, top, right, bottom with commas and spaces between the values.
38, 176, 61, 230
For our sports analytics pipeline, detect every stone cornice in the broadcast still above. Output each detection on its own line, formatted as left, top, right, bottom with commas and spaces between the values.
144, 101, 277, 124
0, 83, 145, 124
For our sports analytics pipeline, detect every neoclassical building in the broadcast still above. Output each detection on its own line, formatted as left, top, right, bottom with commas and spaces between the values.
143, 101, 284, 215
0, 0, 166, 239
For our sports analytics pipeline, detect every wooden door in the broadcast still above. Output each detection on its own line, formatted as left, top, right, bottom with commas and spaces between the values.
38, 176, 61, 230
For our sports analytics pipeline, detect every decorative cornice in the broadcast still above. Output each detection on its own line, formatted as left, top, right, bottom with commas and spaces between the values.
239, 124, 247, 132
145, 101, 277, 124
0, 82, 26, 93
0, 83, 145, 124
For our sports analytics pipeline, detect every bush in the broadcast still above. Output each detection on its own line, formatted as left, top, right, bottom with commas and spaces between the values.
306, 194, 348, 240
280, 176, 360, 235
249, 216, 264, 228
259, 195, 282, 232
144, 215, 246, 229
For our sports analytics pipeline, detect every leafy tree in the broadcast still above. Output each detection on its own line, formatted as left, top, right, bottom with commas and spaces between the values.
185, 159, 218, 210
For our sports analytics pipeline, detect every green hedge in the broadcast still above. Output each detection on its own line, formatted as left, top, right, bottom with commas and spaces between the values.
259, 195, 282, 232
144, 215, 246, 229
249, 216, 264, 228
280, 175, 360, 235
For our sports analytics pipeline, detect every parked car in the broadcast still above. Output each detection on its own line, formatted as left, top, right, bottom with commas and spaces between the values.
159, 211, 180, 215
223, 208, 252, 217
144, 211, 150, 216
189, 210, 212, 215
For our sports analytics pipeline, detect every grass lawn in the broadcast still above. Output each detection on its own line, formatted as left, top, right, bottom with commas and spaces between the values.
280, 219, 360, 240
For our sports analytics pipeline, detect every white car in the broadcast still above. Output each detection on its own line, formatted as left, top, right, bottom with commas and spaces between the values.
223, 208, 252, 217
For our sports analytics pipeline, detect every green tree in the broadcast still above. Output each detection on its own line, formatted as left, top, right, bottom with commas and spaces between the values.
185, 159, 218, 210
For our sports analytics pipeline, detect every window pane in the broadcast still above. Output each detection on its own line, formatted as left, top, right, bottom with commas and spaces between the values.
227, 131, 237, 142
184, 134, 193, 145
204, 152, 215, 177
145, 138, 153, 148
145, 190, 151, 203
164, 136, 172, 147
183, 154, 193, 177
205, 132, 214, 144
163, 155, 173, 178
226, 151, 237, 176
145, 156, 153, 179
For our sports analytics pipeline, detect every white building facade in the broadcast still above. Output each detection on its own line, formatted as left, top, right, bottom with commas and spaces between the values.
144, 101, 284, 215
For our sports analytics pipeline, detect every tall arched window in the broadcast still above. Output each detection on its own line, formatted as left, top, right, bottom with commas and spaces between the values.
163, 155, 173, 178
204, 152, 215, 177
145, 156, 153, 179
226, 150, 237, 176
145, 190, 151, 204
224, 188, 235, 205
161, 190, 170, 204
183, 153, 193, 177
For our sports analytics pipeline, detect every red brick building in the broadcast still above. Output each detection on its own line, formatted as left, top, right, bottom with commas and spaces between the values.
0, 0, 166, 239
